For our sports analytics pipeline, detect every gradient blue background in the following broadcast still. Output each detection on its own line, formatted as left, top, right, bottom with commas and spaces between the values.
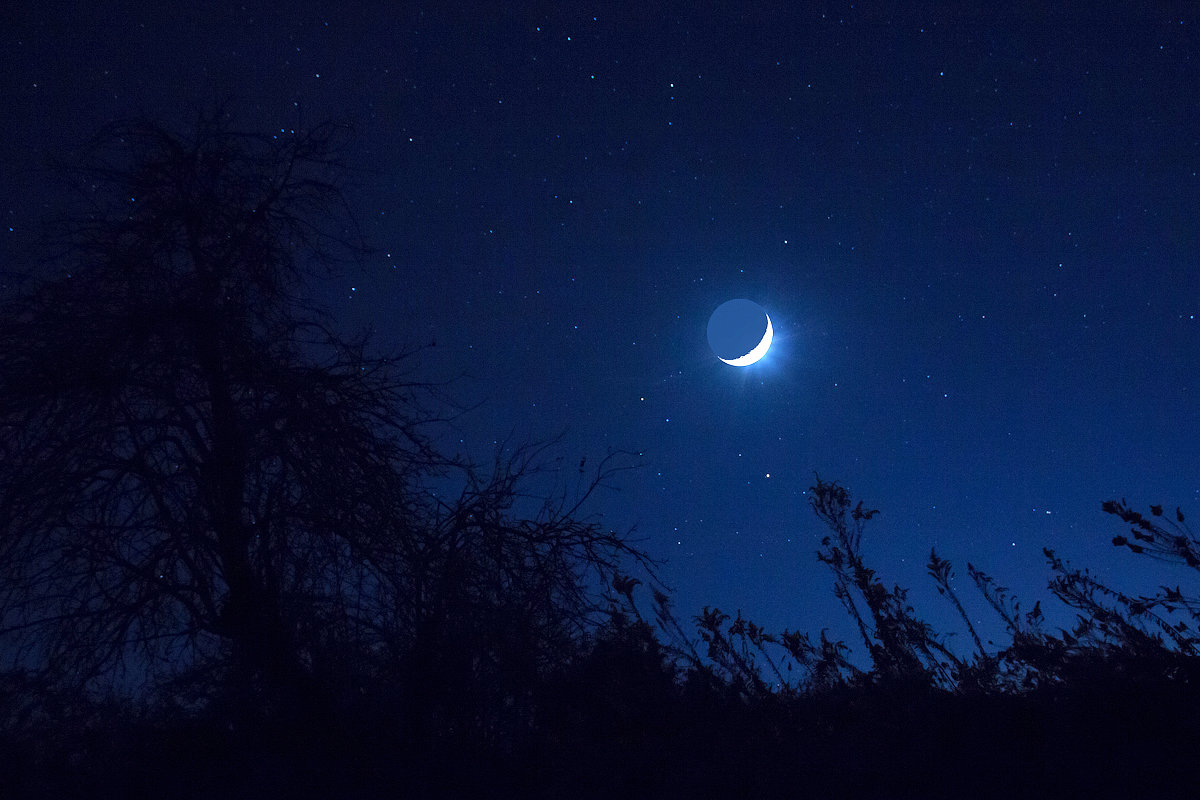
3, 3, 1197, 669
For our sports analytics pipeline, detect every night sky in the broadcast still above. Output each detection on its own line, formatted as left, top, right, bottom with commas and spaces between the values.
4, 3, 1198, 669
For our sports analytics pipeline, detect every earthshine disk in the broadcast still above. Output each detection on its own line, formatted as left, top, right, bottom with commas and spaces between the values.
707, 299, 772, 366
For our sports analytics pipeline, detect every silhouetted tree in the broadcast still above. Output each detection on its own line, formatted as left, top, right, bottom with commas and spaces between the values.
0, 111, 661, 736
1, 110, 386, 710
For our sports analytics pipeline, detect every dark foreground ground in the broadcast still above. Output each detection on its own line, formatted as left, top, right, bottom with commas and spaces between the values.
4, 671, 1198, 800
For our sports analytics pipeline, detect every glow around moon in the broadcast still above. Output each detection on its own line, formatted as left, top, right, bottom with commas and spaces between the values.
707, 299, 773, 366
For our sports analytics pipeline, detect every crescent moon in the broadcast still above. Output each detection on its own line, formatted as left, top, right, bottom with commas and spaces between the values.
719, 314, 772, 366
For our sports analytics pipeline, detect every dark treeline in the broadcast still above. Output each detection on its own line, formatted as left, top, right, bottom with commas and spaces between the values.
1, 113, 1197, 798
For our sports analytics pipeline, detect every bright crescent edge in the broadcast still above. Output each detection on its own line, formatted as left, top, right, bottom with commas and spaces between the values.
719, 314, 772, 366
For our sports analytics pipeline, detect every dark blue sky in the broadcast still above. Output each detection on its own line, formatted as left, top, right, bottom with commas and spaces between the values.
4, 3, 1198, 667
